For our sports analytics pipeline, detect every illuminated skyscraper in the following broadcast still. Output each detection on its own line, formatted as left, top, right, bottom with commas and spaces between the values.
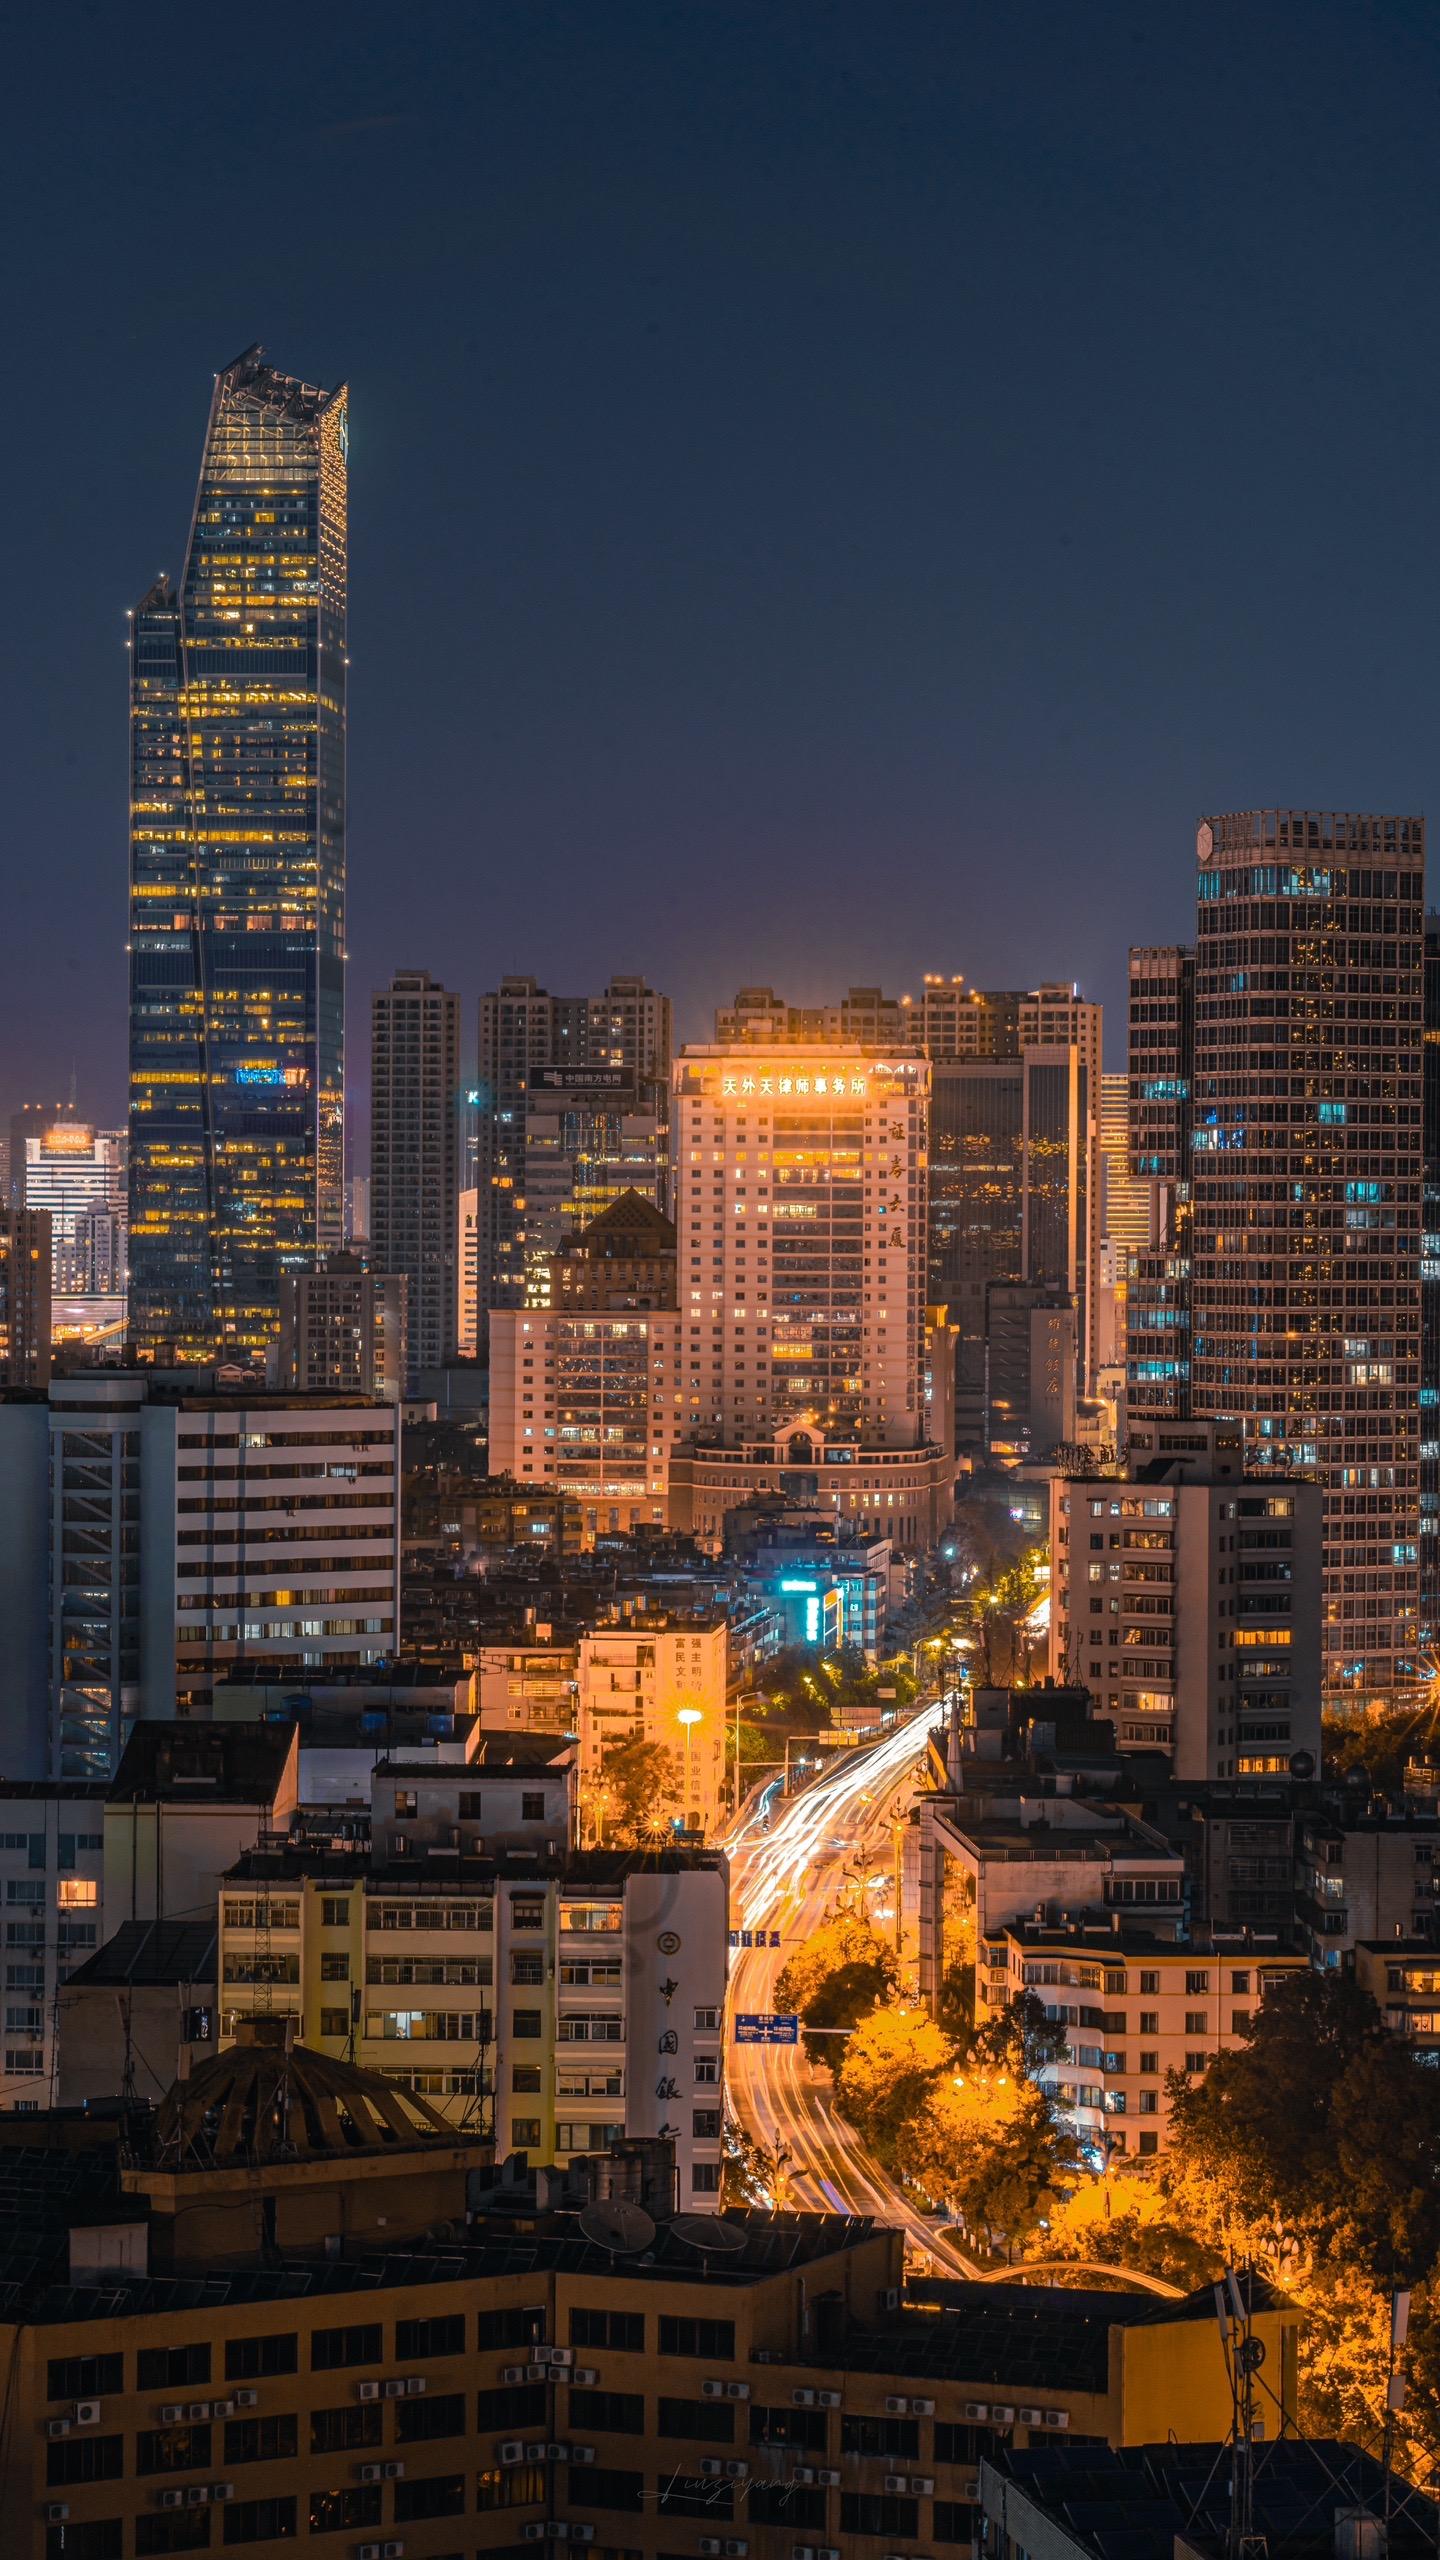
128, 346, 348, 1360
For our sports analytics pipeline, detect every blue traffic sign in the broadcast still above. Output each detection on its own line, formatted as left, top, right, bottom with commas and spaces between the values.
734, 2013, 799, 2045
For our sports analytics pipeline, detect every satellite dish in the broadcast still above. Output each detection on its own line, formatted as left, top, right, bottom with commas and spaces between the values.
669, 2213, 746, 2254
577, 2200, 657, 2254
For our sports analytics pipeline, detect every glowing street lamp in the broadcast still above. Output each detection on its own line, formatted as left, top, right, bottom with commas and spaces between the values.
677, 1707, 703, 1830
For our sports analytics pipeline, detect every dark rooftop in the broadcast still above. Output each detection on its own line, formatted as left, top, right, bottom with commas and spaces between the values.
65, 1921, 217, 1991
110, 1719, 297, 1805
984, 2438, 1440, 2559
848, 2277, 1282, 2395
372, 1736, 574, 1776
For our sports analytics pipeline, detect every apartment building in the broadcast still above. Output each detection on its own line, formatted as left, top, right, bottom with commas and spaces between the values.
1295, 1803, 1440, 1968
1355, 1938, 1440, 2056
0, 1781, 106, 2113
0, 2084, 1299, 2560
215, 1763, 728, 2202
0, 1375, 401, 1778
1048, 1417, 1323, 1775
276, 1252, 407, 1402
978, 1919, 1306, 2157
578, 1618, 729, 1837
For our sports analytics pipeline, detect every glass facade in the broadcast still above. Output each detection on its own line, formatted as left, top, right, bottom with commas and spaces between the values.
128, 345, 347, 1359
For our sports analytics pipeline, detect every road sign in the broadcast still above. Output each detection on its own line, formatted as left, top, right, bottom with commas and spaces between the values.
734, 2013, 799, 2046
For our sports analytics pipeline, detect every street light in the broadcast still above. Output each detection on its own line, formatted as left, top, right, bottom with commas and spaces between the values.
677, 1707, 702, 1831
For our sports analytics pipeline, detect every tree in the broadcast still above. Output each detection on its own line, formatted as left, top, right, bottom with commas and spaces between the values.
959, 1990, 1068, 2078
775, 1914, 898, 2063
893, 2067, 1081, 2252
834, 2006, 951, 2160
598, 1738, 681, 1845
1166, 1969, 1389, 2236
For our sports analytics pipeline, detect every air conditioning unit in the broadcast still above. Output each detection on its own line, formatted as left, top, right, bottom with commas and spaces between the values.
358, 2547, 382, 2560
572, 2530, 595, 2547
794, 2467, 816, 2486
700, 2459, 725, 2479
725, 2381, 750, 2402
46, 2421, 71, 2439
383, 2379, 406, 2398
360, 2466, 383, 2484
74, 2401, 102, 2426
1043, 2410, 1069, 2429
233, 2390, 258, 2411
698, 2540, 723, 2554
794, 2547, 818, 2560
210, 2486, 234, 2504
817, 2469, 841, 2487
725, 2461, 748, 2480
185, 2403, 208, 2422
527, 2363, 549, 2381
186, 2487, 211, 2507
722, 2540, 748, 2555
44, 2507, 70, 2526
212, 2400, 235, 2420
403, 2376, 426, 2396
549, 2347, 574, 2368
499, 2441, 525, 2464
523, 2442, 547, 2462
160, 2404, 185, 2423
883, 2475, 909, 2494
501, 2365, 527, 2384
382, 2543, 404, 2559
816, 2389, 840, 2409
357, 2381, 381, 2402
573, 2367, 600, 2387
1018, 2406, 1043, 2426
792, 2387, 817, 2407
522, 2528, 547, 2545
547, 2444, 570, 2462
545, 2524, 569, 2542
911, 2476, 935, 2495
702, 2378, 726, 2399
909, 2398, 934, 2418
962, 2402, 989, 2423
884, 2396, 909, 2415
160, 2492, 185, 2511
991, 2404, 1016, 2424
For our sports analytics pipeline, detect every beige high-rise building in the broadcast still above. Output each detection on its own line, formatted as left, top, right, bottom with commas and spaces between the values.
277, 1251, 407, 1402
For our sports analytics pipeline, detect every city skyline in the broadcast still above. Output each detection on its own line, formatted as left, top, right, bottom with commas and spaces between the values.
10, 2, 1440, 1125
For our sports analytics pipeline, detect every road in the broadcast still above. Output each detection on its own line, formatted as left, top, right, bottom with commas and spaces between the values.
722, 1699, 981, 2277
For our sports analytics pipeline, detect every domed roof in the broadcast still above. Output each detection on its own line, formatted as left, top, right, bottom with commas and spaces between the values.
152, 2020, 455, 2169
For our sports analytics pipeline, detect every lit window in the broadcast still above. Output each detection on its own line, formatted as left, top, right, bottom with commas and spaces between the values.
58, 1879, 98, 1909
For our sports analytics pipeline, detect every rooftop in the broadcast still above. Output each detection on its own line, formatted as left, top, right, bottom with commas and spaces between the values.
110, 1718, 296, 1806
984, 2438, 1439, 2559
860, 2275, 1282, 2394
66, 1921, 216, 1990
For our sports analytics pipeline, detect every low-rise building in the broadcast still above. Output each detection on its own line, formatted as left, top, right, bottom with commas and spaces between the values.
1355, 1937, 1440, 2056
670, 1423, 955, 1554
0, 2060, 1299, 2560
979, 1919, 1308, 2158
1297, 1803, 1440, 1968
215, 1788, 729, 2204
578, 1617, 728, 1837
980, 2437, 1435, 2560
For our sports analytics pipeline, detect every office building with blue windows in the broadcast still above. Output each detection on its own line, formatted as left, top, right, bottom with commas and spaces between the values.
128, 347, 347, 1360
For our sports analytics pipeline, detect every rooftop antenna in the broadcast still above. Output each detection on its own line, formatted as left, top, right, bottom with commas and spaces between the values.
1213, 2267, 1266, 2560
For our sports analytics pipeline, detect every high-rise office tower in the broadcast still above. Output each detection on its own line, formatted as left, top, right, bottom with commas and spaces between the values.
1189, 810, 1424, 1700
1424, 915, 1440, 1651
128, 346, 348, 1362
1125, 944, 1196, 1420
476, 974, 671, 1319
370, 970, 461, 1385
520, 1068, 669, 1304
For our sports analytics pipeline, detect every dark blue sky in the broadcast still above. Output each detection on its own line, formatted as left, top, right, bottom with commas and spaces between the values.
7, 0, 1439, 1131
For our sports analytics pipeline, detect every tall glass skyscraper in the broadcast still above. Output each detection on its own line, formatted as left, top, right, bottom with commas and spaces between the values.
128, 346, 347, 1359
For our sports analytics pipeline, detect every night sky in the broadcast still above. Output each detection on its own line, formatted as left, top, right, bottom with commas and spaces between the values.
8, 0, 1440, 1139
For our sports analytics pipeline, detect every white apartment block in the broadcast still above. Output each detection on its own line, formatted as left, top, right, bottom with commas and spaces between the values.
217, 1798, 729, 2205
1049, 1417, 1322, 1777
